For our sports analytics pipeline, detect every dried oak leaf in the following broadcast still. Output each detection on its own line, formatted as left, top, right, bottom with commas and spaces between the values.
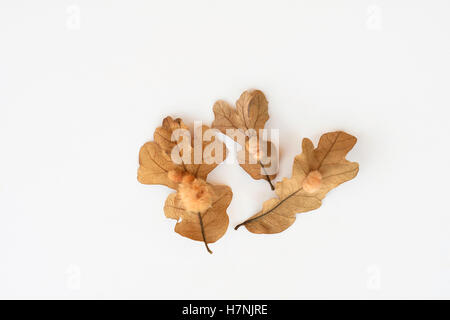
138, 116, 231, 253
164, 184, 232, 253
212, 89, 277, 189
138, 116, 226, 190
235, 131, 359, 234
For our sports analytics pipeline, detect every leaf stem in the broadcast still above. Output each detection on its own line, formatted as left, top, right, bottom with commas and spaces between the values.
234, 221, 246, 230
198, 212, 212, 254
264, 174, 275, 190
258, 160, 274, 190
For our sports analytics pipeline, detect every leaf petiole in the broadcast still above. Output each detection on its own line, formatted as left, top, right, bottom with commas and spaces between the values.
198, 212, 212, 254
259, 160, 275, 190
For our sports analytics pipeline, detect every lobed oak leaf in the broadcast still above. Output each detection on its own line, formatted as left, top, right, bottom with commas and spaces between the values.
138, 116, 227, 189
138, 116, 231, 253
212, 90, 277, 189
235, 131, 359, 234
164, 184, 232, 254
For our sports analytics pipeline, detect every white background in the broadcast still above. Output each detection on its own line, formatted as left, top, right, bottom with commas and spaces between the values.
1, 0, 449, 299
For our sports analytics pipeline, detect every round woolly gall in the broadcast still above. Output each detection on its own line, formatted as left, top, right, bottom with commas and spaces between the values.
302, 170, 322, 193
245, 136, 263, 161
179, 178, 214, 213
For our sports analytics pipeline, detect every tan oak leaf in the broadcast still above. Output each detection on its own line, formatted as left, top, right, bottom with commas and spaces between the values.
138, 116, 227, 189
138, 116, 231, 253
212, 90, 277, 189
235, 131, 359, 234
164, 184, 232, 253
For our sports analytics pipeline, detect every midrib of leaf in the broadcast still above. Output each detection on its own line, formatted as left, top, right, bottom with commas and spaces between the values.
316, 132, 341, 169
235, 186, 309, 229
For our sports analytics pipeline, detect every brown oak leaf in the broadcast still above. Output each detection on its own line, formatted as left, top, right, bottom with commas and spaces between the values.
138, 116, 227, 189
212, 90, 278, 189
235, 131, 359, 234
138, 116, 231, 253
164, 184, 232, 253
